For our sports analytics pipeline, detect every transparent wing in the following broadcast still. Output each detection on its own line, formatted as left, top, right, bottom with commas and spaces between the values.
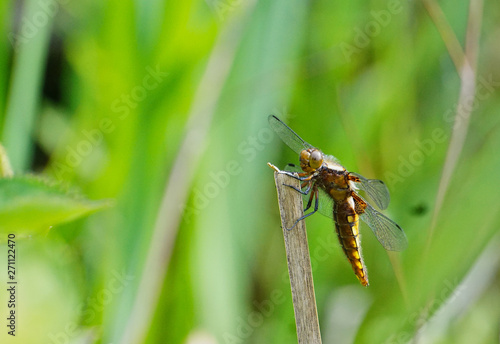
284, 163, 302, 174
268, 115, 313, 154
284, 164, 334, 219
359, 197, 407, 251
350, 172, 390, 210
317, 188, 334, 219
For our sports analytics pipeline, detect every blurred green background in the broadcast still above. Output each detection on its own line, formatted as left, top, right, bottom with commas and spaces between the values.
0, 0, 499, 343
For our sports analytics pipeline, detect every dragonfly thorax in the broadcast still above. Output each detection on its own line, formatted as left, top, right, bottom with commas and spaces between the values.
299, 148, 323, 173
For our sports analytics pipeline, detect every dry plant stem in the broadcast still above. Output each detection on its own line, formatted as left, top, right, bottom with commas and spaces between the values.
273, 171, 322, 344
424, 0, 483, 250
415, 2, 483, 342
421, 0, 465, 71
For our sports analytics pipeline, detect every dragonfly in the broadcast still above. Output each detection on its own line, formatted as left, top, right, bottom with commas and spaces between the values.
268, 115, 407, 286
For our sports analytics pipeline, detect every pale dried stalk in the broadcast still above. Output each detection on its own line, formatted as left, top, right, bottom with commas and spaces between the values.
273, 171, 322, 344
424, 0, 483, 247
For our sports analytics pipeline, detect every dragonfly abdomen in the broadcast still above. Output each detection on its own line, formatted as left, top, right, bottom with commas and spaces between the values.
333, 199, 369, 286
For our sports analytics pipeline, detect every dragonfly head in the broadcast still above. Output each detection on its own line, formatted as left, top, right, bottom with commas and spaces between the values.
300, 148, 323, 172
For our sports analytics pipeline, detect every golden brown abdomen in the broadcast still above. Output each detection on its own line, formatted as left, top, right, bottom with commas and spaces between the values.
334, 199, 368, 286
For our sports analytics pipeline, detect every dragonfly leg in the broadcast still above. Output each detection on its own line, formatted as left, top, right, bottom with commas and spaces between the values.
285, 186, 319, 231
285, 181, 314, 212
276, 165, 314, 181
283, 180, 312, 195
303, 185, 315, 212
279, 171, 313, 181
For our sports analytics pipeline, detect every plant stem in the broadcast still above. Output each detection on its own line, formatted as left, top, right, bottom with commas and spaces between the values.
272, 171, 322, 344
2, 0, 54, 172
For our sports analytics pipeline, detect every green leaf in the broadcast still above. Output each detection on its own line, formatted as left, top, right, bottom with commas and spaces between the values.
0, 176, 110, 237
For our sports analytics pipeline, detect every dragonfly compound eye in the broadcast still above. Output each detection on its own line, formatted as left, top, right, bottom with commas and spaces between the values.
310, 150, 323, 169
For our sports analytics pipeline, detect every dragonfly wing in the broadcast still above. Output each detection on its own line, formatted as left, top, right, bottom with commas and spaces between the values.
317, 188, 334, 219
268, 115, 312, 154
284, 163, 302, 173
350, 172, 390, 210
359, 198, 407, 251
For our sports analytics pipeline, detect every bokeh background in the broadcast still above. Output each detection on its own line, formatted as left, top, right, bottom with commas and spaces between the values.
0, 0, 499, 343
